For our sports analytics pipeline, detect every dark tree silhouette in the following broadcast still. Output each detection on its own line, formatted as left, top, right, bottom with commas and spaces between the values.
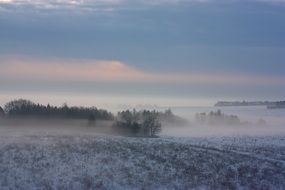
4, 99, 35, 115
115, 109, 162, 137
0, 106, 5, 117
4, 99, 114, 120
115, 110, 140, 134
88, 114, 96, 126
142, 111, 162, 137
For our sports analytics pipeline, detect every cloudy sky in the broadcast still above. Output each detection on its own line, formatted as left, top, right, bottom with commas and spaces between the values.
0, 0, 284, 108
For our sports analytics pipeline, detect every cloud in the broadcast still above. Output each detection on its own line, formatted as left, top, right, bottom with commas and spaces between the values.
0, 56, 284, 87
0, 0, 121, 12
0, 0, 210, 12
0, 56, 146, 82
1, 0, 284, 14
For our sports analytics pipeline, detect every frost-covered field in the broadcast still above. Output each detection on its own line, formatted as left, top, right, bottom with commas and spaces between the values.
0, 134, 285, 190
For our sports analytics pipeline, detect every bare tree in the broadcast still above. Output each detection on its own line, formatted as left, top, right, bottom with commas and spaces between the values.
115, 110, 162, 137
142, 111, 162, 137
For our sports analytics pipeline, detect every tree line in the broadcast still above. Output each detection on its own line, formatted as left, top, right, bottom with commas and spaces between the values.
0, 99, 173, 137
1, 99, 114, 120
195, 109, 241, 126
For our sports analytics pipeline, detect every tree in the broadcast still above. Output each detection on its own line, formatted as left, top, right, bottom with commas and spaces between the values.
116, 109, 140, 135
115, 109, 162, 137
4, 99, 35, 116
165, 108, 173, 117
217, 109, 222, 116
88, 114, 96, 126
142, 111, 162, 137
0, 106, 5, 117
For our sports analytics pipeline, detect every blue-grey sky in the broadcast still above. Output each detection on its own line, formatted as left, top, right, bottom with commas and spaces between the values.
0, 0, 284, 107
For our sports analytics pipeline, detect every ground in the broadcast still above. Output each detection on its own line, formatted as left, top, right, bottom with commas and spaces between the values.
0, 134, 284, 190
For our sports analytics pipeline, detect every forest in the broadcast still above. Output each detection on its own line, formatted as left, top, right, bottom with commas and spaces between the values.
0, 99, 181, 137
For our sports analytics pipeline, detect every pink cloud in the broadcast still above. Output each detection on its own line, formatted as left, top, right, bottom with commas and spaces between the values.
0, 57, 147, 82
0, 56, 284, 86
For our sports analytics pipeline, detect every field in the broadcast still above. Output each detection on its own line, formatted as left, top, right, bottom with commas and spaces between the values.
0, 132, 285, 190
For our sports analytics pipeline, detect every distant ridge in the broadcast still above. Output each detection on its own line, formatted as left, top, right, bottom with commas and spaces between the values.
215, 101, 285, 109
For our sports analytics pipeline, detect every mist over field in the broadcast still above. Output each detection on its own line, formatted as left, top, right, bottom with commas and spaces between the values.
1, 103, 284, 138
0, 118, 285, 189
0, 100, 285, 190
1, 0, 285, 189
161, 106, 285, 137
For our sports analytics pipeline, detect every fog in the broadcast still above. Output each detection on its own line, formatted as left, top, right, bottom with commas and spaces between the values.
161, 106, 285, 137
161, 124, 285, 138
0, 118, 115, 137
0, 105, 284, 138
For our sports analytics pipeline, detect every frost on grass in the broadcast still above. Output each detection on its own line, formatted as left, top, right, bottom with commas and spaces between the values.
0, 135, 285, 190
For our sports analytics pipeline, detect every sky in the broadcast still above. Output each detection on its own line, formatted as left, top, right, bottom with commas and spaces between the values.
0, 0, 284, 108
